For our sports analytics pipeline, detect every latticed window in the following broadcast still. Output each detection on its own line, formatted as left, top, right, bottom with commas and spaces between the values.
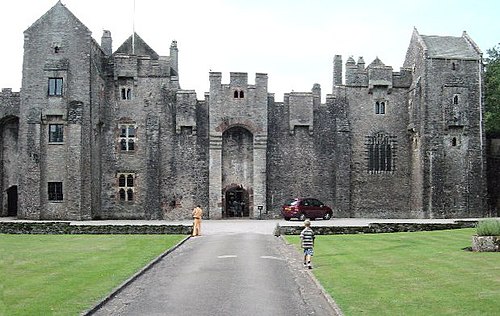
49, 124, 64, 142
48, 182, 63, 201
118, 173, 135, 202
119, 125, 136, 151
366, 133, 395, 173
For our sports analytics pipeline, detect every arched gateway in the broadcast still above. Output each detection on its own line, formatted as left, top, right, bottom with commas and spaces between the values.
208, 72, 268, 219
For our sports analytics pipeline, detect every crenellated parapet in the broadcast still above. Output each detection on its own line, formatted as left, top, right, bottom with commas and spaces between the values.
0, 88, 20, 118
338, 55, 412, 91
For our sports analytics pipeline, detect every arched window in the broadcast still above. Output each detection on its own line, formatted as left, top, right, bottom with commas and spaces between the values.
453, 95, 459, 105
119, 188, 126, 201
234, 90, 239, 98
127, 174, 134, 187
367, 133, 395, 172
239, 90, 244, 98
375, 101, 386, 115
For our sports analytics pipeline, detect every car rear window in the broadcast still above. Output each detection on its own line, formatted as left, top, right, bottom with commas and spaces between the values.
284, 199, 299, 206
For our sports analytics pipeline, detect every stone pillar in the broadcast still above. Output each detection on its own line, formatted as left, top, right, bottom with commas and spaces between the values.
209, 133, 223, 219
253, 135, 267, 219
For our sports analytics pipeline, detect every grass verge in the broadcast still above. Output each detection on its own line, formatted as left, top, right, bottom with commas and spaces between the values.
0, 234, 185, 315
286, 229, 500, 315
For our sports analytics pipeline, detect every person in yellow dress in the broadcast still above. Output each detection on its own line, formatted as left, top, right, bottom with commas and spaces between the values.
191, 205, 203, 236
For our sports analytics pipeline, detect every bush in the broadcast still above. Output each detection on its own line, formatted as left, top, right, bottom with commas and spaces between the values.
476, 219, 500, 236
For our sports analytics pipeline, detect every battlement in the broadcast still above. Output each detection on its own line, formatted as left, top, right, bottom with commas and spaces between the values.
113, 54, 171, 81
334, 55, 412, 90
1, 88, 20, 97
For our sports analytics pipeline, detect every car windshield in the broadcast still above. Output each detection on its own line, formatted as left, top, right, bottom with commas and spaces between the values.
284, 199, 299, 206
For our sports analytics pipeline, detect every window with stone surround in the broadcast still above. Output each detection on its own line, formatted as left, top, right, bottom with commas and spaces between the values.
48, 182, 63, 201
48, 78, 63, 96
118, 173, 134, 202
121, 87, 132, 100
233, 89, 244, 99
119, 124, 136, 151
48, 124, 64, 143
375, 101, 386, 115
366, 133, 396, 173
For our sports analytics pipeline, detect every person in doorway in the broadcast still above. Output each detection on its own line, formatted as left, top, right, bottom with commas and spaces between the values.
192, 205, 203, 236
300, 219, 315, 269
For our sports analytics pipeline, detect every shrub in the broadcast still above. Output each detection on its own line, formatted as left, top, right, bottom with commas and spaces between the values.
476, 219, 500, 236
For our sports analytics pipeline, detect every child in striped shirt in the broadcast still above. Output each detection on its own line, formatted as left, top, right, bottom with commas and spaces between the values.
300, 219, 315, 269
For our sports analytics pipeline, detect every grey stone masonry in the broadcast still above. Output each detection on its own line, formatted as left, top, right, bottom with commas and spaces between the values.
0, 3, 495, 221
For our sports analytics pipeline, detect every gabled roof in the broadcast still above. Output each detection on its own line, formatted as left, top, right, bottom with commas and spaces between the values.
420, 33, 481, 60
25, 1, 90, 35
367, 57, 386, 68
114, 33, 160, 59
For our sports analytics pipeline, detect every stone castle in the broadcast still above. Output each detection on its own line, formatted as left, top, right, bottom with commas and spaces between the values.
0, 1, 491, 220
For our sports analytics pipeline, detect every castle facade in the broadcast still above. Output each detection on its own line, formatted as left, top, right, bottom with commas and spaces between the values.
0, 2, 489, 220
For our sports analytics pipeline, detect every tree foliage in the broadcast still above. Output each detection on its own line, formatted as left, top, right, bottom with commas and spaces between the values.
484, 44, 500, 135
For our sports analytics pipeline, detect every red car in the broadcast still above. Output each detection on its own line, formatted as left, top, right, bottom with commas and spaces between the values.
281, 198, 333, 221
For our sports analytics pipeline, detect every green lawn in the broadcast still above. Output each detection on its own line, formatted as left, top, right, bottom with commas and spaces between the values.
286, 229, 500, 316
0, 234, 185, 315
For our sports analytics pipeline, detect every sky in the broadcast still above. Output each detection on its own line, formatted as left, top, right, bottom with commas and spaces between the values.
0, 0, 499, 101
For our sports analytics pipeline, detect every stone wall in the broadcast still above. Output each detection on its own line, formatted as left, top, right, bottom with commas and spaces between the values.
0, 221, 191, 234
277, 220, 477, 235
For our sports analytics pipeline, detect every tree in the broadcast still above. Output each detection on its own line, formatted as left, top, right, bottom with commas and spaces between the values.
484, 44, 500, 135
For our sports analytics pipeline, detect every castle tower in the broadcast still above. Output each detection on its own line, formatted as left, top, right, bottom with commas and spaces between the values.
18, 1, 103, 219
208, 72, 268, 219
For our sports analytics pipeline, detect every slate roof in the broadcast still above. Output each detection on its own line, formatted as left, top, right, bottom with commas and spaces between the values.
420, 35, 480, 60
25, 1, 90, 35
114, 33, 160, 59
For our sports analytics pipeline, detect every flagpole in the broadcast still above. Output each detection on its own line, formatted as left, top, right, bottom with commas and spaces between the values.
132, 0, 136, 54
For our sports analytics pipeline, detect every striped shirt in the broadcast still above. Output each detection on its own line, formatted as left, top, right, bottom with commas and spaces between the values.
300, 227, 315, 249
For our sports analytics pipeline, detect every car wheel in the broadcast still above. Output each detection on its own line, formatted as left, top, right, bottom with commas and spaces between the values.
298, 213, 306, 221
284, 217, 291, 221
323, 212, 332, 220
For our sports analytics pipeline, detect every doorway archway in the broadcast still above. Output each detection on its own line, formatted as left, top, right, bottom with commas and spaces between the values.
224, 185, 249, 218
7, 185, 17, 217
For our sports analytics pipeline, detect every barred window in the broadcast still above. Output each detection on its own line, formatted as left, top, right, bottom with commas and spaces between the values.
118, 173, 135, 202
367, 133, 395, 173
119, 125, 136, 151
48, 182, 63, 201
49, 124, 64, 143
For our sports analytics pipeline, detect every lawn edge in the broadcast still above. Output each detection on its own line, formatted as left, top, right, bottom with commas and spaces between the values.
280, 236, 344, 316
81, 235, 191, 315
